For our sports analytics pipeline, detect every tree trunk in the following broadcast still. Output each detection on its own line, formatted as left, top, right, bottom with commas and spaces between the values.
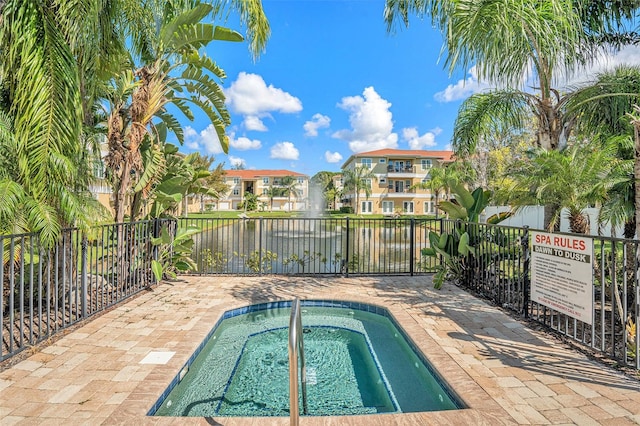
114, 161, 132, 224
544, 203, 560, 232
355, 191, 359, 215
182, 195, 188, 218
568, 209, 589, 234
634, 122, 640, 240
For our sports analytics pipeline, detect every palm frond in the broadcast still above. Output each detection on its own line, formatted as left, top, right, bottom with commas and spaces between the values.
23, 197, 60, 248
212, 0, 270, 59
452, 90, 531, 156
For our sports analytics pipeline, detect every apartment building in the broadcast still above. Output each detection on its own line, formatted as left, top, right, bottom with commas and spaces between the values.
219, 169, 309, 211
340, 149, 453, 215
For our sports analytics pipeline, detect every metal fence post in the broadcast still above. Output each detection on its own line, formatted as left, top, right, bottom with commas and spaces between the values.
81, 235, 88, 318
410, 217, 415, 276
259, 217, 263, 276
521, 226, 530, 318
345, 217, 350, 277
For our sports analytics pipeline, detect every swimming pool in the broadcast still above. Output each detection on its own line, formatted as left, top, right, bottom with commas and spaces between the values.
149, 300, 465, 417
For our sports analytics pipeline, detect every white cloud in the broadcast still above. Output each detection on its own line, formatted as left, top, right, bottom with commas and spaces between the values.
183, 125, 224, 154
434, 66, 489, 102
228, 156, 246, 169
243, 115, 268, 131
230, 134, 262, 151
402, 127, 441, 150
270, 141, 299, 160
304, 113, 331, 137
225, 72, 303, 116
324, 151, 343, 163
561, 45, 640, 87
436, 47, 640, 102
332, 87, 398, 153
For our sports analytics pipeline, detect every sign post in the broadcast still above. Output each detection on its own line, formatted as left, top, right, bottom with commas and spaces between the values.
530, 231, 593, 325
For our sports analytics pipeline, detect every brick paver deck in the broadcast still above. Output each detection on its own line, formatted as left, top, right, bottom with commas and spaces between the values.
1, 275, 639, 425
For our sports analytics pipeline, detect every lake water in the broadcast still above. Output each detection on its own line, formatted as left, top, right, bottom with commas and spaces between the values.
182, 218, 436, 275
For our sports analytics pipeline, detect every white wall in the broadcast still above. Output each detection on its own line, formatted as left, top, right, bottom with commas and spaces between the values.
481, 206, 624, 237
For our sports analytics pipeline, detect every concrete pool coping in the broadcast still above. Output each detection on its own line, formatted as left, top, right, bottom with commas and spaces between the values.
0, 275, 639, 425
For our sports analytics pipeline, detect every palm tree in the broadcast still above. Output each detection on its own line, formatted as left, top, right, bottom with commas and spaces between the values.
567, 66, 640, 237
189, 153, 228, 212
325, 186, 343, 211
0, 0, 116, 244
343, 165, 377, 215
311, 171, 338, 210
412, 165, 447, 218
383, 0, 639, 229
105, 3, 245, 223
595, 138, 636, 237
279, 176, 302, 212
495, 142, 629, 234
265, 185, 281, 212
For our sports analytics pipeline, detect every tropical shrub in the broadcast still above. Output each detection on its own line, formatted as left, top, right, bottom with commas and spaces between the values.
421, 184, 510, 289
151, 224, 199, 281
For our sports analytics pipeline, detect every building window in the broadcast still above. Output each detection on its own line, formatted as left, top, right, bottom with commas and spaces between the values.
263, 177, 269, 184
233, 177, 240, 184
403, 201, 414, 213
424, 201, 435, 214
380, 158, 386, 163
232, 189, 240, 196
262, 188, 268, 195
361, 158, 372, 168
361, 201, 373, 214
297, 177, 304, 184
379, 177, 386, 184
365, 178, 372, 188
93, 160, 105, 179
421, 159, 432, 170
274, 178, 281, 185
382, 201, 394, 214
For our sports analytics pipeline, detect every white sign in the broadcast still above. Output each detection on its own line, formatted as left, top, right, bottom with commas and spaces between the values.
530, 231, 593, 325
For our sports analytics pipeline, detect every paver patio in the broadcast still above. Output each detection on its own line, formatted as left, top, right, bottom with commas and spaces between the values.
0, 275, 639, 425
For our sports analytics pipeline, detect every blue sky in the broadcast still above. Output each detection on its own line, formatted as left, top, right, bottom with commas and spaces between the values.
179, 0, 640, 178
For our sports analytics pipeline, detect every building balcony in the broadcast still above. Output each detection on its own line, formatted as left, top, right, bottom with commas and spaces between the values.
386, 165, 420, 178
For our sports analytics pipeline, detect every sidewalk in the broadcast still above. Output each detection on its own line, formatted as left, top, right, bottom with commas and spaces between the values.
0, 275, 638, 425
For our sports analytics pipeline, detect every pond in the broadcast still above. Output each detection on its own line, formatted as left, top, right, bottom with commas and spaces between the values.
181, 217, 438, 275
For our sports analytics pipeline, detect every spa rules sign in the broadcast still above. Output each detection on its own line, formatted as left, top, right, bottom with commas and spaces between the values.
530, 231, 593, 325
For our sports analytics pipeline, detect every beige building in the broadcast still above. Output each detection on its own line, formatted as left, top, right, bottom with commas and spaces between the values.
340, 149, 453, 215
217, 169, 309, 211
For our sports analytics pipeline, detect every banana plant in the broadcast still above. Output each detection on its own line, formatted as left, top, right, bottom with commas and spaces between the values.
421, 184, 510, 289
151, 224, 200, 281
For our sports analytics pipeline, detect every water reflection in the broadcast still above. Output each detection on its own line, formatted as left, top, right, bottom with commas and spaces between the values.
188, 218, 434, 274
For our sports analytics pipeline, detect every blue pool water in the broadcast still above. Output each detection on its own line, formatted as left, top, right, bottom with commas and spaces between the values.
149, 300, 465, 417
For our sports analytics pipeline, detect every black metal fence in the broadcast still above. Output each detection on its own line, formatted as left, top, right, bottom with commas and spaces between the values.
178, 217, 440, 275
2, 216, 639, 371
0, 219, 172, 361
441, 219, 640, 370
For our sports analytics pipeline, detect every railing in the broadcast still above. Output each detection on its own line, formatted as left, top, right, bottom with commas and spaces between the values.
1, 219, 174, 361
386, 165, 415, 173
288, 298, 307, 425
3, 216, 640, 372
179, 217, 440, 275
440, 219, 640, 370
